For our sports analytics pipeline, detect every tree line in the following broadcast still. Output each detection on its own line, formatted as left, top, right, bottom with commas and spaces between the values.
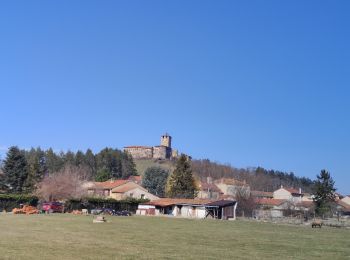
192, 159, 315, 192
0, 146, 137, 194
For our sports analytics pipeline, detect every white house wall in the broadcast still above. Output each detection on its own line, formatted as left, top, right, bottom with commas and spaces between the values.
341, 196, 350, 206
123, 188, 159, 200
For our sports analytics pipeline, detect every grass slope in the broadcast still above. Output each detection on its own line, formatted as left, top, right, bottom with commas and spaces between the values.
0, 214, 349, 259
134, 159, 174, 176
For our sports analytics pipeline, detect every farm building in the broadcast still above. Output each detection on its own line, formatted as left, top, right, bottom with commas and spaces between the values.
136, 198, 237, 220
205, 200, 237, 220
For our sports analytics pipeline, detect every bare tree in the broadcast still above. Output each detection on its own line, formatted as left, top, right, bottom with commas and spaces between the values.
235, 187, 256, 218
36, 165, 89, 201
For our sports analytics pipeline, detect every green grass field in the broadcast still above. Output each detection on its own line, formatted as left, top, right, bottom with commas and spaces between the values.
0, 214, 349, 260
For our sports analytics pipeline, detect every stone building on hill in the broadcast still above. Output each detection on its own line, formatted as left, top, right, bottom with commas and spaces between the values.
124, 133, 178, 160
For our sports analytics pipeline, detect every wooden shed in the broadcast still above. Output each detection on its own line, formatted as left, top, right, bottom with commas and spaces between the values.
205, 200, 237, 220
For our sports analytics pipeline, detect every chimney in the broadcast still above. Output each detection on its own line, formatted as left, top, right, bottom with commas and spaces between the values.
299, 187, 302, 194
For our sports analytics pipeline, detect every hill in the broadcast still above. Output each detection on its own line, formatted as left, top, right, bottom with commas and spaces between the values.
134, 158, 315, 193
191, 159, 315, 193
134, 159, 175, 176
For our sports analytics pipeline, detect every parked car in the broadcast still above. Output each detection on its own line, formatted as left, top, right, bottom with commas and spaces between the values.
42, 202, 64, 213
115, 210, 132, 216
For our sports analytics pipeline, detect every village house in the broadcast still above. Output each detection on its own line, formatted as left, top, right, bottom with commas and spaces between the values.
252, 186, 316, 219
87, 179, 159, 201
127, 175, 142, 185
137, 198, 237, 220
336, 200, 350, 216
273, 186, 304, 203
214, 178, 250, 198
301, 193, 313, 202
196, 177, 223, 200
253, 198, 286, 218
340, 195, 350, 206
251, 190, 273, 199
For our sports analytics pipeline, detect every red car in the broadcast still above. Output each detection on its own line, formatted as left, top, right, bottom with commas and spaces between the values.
42, 202, 64, 213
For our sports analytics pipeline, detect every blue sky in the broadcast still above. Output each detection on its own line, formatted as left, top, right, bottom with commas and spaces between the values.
0, 1, 349, 194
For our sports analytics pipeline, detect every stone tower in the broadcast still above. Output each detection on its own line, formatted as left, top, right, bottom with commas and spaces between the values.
160, 133, 172, 148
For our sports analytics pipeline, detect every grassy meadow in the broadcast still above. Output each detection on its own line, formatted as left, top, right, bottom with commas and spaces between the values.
0, 214, 349, 260
134, 159, 174, 176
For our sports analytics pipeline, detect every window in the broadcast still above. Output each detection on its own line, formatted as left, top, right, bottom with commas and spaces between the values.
129, 193, 133, 198
141, 194, 145, 199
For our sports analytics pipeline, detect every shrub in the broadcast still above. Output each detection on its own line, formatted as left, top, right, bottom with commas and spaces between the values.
0, 194, 39, 211
64, 197, 149, 213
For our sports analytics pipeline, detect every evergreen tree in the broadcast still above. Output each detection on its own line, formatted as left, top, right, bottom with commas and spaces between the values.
166, 154, 198, 198
75, 150, 85, 167
85, 149, 97, 177
3, 146, 28, 193
121, 151, 137, 179
95, 148, 125, 179
46, 148, 64, 173
24, 147, 47, 192
95, 168, 111, 182
142, 166, 169, 197
63, 150, 75, 166
313, 169, 336, 216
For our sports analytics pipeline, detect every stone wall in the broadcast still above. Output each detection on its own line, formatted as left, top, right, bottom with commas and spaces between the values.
153, 146, 172, 159
160, 134, 172, 148
124, 147, 153, 159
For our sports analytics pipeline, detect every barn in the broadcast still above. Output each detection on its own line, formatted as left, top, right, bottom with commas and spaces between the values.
205, 200, 237, 220
137, 198, 237, 220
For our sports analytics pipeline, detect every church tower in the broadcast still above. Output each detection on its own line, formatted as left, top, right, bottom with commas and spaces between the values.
160, 133, 172, 148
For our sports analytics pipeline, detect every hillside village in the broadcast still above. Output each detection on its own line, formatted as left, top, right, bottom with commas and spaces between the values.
0, 133, 348, 223
85, 173, 350, 220
81, 134, 350, 220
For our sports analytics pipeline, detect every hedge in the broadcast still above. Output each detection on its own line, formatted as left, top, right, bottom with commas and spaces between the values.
65, 197, 150, 213
0, 194, 39, 211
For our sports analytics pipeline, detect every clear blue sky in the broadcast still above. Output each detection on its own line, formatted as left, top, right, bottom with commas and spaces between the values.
0, 1, 349, 194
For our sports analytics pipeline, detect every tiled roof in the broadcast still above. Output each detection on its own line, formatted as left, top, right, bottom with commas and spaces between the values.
112, 182, 146, 193
206, 200, 236, 207
296, 201, 314, 208
147, 198, 213, 207
255, 198, 286, 206
337, 200, 350, 210
128, 175, 142, 183
285, 188, 302, 194
93, 180, 130, 189
199, 182, 222, 193
251, 190, 273, 198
